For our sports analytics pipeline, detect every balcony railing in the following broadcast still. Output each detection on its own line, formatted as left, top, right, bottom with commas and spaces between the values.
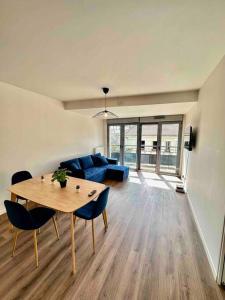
109, 145, 178, 167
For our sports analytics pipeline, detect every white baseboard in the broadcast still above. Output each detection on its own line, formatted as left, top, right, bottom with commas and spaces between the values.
186, 192, 217, 280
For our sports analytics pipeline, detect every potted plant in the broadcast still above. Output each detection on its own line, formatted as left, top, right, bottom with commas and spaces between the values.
51, 168, 71, 188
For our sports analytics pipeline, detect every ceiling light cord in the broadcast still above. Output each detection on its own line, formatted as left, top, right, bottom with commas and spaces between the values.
105, 93, 106, 111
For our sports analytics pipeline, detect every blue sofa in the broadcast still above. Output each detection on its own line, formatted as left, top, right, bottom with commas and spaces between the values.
60, 153, 129, 183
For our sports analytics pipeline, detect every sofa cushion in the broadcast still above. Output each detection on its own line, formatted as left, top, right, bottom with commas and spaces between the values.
79, 155, 94, 169
98, 156, 109, 165
91, 153, 102, 166
70, 160, 81, 172
85, 166, 105, 178
60, 158, 81, 170
84, 166, 107, 182
92, 155, 108, 167
106, 165, 129, 181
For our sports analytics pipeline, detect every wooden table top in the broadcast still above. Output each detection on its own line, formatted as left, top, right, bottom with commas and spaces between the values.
8, 174, 106, 213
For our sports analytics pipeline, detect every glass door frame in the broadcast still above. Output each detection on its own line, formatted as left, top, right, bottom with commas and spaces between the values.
123, 123, 139, 169
107, 120, 183, 175
158, 121, 183, 175
107, 123, 139, 169
139, 123, 161, 173
107, 124, 122, 165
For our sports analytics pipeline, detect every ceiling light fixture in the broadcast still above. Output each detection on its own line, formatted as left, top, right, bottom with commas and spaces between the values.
92, 87, 118, 119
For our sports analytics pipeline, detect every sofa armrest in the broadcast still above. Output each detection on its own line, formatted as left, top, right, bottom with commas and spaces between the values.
70, 169, 85, 179
106, 157, 118, 165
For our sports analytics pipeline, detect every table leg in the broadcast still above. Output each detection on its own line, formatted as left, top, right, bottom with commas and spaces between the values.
70, 212, 76, 274
11, 192, 17, 202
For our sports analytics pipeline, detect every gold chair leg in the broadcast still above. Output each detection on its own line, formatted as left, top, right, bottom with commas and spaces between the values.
102, 210, 108, 232
71, 213, 76, 274
73, 215, 77, 253
74, 215, 77, 227
12, 230, 18, 257
9, 193, 17, 231
91, 219, 95, 254
102, 213, 105, 229
38, 228, 41, 234
52, 216, 60, 240
33, 230, 39, 268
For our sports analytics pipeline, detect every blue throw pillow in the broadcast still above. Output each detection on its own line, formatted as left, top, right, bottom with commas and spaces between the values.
100, 156, 109, 165
70, 161, 81, 172
91, 153, 102, 166
79, 155, 94, 169
94, 155, 108, 166
61, 158, 81, 170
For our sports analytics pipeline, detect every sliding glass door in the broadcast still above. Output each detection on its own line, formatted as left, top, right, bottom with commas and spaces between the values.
108, 121, 182, 174
124, 124, 138, 168
140, 124, 159, 172
108, 124, 138, 168
140, 122, 182, 174
108, 125, 122, 164
159, 123, 181, 174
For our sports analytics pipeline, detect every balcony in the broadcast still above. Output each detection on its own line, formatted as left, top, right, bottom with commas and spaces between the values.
110, 145, 178, 174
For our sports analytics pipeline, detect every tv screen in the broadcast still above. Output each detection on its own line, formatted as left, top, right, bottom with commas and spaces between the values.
184, 126, 193, 151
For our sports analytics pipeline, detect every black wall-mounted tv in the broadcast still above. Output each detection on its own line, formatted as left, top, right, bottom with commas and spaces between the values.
184, 125, 193, 151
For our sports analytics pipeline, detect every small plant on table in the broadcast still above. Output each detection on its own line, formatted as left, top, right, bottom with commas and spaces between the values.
51, 169, 71, 188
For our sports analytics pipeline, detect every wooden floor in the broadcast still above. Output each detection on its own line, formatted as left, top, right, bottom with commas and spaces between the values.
0, 171, 224, 300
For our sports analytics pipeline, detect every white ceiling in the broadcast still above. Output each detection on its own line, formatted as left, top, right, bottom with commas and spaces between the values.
75, 102, 195, 118
0, 0, 225, 101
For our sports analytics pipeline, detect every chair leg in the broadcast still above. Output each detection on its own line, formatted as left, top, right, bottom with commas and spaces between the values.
91, 219, 95, 254
102, 209, 108, 232
74, 215, 77, 227
38, 228, 41, 234
52, 216, 60, 240
102, 213, 105, 229
33, 230, 39, 268
12, 230, 18, 257
73, 215, 77, 252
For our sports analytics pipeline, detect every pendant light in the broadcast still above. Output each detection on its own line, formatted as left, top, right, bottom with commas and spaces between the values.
92, 87, 118, 119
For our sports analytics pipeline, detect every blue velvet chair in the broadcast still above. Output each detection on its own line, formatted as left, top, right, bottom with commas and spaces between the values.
11, 171, 32, 208
4, 200, 59, 268
73, 187, 110, 253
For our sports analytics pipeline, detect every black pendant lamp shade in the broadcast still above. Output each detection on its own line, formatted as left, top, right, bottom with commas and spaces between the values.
92, 87, 118, 119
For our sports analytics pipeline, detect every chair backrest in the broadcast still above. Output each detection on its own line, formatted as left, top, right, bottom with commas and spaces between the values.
11, 170, 32, 185
4, 200, 34, 230
92, 187, 110, 219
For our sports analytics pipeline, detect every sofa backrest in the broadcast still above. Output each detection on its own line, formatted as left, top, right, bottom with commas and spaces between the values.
79, 155, 94, 169
60, 153, 103, 171
60, 158, 81, 170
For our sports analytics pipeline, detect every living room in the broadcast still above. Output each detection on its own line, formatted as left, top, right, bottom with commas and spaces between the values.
0, 1, 225, 299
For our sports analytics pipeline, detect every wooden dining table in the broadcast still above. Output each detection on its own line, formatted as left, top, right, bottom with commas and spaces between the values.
8, 173, 106, 274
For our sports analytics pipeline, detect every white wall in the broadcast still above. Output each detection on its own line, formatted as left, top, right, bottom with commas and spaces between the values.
0, 81, 104, 213
184, 56, 225, 278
